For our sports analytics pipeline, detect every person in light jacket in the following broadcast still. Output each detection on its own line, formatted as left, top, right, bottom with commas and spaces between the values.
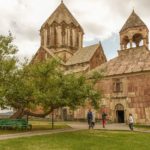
128, 113, 134, 131
92, 112, 96, 129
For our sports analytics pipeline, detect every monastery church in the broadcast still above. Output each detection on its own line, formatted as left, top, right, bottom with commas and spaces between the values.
33, 1, 150, 124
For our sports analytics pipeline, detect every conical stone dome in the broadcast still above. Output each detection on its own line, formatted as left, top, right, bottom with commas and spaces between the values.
120, 10, 147, 32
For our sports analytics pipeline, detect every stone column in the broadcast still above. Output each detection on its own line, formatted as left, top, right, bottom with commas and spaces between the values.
67, 28, 70, 47
54, 27, 57, 47
44, 29, 47, 47
70, 29, 73, 47
129, 39, 132, 48
40, 30, 44, 46
57, 26, 62, 47
120, 44, 123, 50
143, 37, 149, 48
78, 32, 82, 48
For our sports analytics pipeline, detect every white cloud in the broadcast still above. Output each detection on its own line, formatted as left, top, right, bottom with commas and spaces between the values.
0, 0, 150, 60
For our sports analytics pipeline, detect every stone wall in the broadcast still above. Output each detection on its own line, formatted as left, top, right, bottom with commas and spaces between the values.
90, 48, 107, 70
96, 72, 150, 124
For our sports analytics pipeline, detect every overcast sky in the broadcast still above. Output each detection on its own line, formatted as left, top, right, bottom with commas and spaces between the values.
0, 0, 150, 60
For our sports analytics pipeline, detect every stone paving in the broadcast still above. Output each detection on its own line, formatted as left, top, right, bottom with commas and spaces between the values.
68, 122, 150, 133
68, 122, 129, 131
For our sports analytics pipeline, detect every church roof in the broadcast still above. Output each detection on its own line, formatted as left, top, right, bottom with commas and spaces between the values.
89, 46, 150, 77
120, 10, 147, 32
41, 2, 83, 31
66, 44, 103, 65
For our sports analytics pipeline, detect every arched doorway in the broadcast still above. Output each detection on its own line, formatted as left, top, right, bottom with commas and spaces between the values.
115, 104, 125, 123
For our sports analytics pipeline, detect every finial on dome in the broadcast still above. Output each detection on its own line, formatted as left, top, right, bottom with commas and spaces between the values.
131, 0, 135, 13
61, 0, 63, 3
132, 8, 135, 13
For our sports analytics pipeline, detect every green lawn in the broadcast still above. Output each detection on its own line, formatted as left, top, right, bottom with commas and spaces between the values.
0, 130, 150, 150
134, 124, 150, 130
0, 120, 70, 135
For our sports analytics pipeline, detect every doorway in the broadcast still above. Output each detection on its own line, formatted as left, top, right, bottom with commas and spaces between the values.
116, 110, 124, 123
115, 104, 125, 123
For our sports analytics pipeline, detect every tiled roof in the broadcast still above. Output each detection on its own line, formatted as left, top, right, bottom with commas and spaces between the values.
120, 10, 147, 32
41, 2, 83, 31
90, 46, 150, 77
66, 44, 101, 65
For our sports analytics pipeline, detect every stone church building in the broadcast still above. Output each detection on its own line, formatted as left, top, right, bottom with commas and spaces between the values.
33, 1, 150, 124
92, 10, 150, 124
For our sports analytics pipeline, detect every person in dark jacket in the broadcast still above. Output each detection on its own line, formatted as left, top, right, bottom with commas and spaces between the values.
87, 109, 93, 129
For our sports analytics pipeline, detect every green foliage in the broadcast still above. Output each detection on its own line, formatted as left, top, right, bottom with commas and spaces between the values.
27, 59, 101, 112
5, 67, 35, 110
0, 34, 102, 118
0, 34, 18, 108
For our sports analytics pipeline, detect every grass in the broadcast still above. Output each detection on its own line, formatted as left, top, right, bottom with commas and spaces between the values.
0, 120, 70, 135
134, 124, 150, 130
0, 130, 150, 150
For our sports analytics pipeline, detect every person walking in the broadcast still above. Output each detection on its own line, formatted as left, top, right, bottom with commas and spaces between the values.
87, 109, 93, 129
102, 112, 107, 128
92, 112, 96, 129
128, 113, 134, 131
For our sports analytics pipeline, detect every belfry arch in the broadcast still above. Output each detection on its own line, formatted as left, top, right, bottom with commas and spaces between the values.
132, 33, 143, 47
121, 36, 130, 49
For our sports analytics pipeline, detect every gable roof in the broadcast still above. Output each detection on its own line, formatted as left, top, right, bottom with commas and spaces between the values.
41, 2, 83, 31
90, 46, 150, 77
66, 44, 103, 65
31, 46, 65, 65
120, 10, 147, 32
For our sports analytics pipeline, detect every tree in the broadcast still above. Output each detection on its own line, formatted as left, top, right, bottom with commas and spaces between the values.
0, 34, 102, 125
7, 59, 101, 120
0, 34, 18, 108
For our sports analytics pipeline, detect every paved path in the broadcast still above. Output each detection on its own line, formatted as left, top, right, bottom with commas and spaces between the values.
0, 128, 80, 141
68, 122, 129, 130
68, 122, 150, 133
0, 123, 150, 141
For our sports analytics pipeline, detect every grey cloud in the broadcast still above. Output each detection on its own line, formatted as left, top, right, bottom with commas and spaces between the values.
0, 0, 149, 60
84, 22, 107, 35
10, 20, 39, 41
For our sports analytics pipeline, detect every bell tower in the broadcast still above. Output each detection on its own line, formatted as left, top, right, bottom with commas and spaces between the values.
40, 1, 84, 62
120, 10, 149, 50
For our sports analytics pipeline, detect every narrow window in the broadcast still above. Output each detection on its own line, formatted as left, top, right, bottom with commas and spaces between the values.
113, 79, 123, 93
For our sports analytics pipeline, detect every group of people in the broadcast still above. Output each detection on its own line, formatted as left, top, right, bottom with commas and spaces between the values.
87, 109, 107, 129
87, 109, 134, 131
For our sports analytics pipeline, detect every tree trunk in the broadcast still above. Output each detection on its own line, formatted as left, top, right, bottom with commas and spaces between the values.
10, 109, 24, 119
10, 108, 53, 119
51, 110, 54, 129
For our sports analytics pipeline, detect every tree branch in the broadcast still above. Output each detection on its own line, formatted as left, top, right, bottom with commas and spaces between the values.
23, 109, 53, 118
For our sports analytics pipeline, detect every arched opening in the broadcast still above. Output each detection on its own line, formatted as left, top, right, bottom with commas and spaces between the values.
132, 42, 136, 48
126, 42, 130, 49
115, 104, 124, 123
139, 39, 144, 46
132, 33, 143, 47
122, 36, 129, 49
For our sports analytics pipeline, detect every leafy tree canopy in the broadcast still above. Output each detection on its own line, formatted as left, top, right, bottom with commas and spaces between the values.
0, 34, 102, 119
